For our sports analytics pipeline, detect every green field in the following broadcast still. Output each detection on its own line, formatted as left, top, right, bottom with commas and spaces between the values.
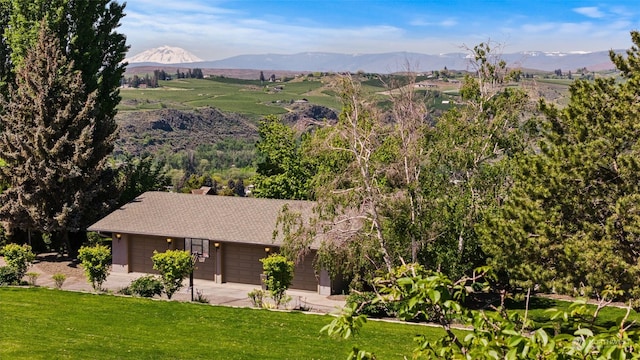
0, 287, 443, 359
119, 78, 344, 118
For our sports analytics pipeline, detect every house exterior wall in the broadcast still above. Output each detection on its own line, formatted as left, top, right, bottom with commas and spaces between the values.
118, 234, 325, 292
111, 233, 129, 273
129, 235, 171, 274
291, 251, 318, 292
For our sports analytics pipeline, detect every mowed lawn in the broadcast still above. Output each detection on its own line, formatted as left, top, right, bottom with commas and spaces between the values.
0, 287, 443, 359
118, 78, 343, 118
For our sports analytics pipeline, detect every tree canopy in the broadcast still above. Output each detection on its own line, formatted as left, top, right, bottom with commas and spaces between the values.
0, 0, 127, 253
480, 31, 640, 298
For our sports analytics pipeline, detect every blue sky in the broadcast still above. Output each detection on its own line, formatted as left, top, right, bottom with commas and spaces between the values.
121, 0, 640, 60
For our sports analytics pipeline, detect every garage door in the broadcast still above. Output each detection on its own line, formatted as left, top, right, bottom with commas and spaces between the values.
222, 243, 265, 285
129, 235, 171, 273
291, 252, 318, 291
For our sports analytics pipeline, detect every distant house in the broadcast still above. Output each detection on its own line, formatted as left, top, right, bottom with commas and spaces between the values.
191, 186, 215, 195
88, 192, 335, 294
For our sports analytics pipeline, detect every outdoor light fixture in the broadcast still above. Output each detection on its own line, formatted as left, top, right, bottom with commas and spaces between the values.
115, 233, 121, 241
264, 247, 271, 253
166, 238, 172, 244
214, 242, 220, 248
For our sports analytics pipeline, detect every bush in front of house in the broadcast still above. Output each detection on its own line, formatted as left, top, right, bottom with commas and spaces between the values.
129, 275, 163, 298
52, 273, 66, 289
77, 244, 112, 291
0, 266, 19, 285
260, 254, 294, 308
1, 243, 35, 280
151, 249, 194, 299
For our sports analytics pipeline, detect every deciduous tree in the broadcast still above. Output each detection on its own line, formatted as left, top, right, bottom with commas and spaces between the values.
152, 250, 194, 299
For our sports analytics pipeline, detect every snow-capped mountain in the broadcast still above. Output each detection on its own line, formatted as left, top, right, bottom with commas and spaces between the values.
125, 46, 203, 64
125, 46, 620, 73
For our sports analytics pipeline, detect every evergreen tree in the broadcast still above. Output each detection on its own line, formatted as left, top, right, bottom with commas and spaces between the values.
0, 24, 118, 253
0, 0, 127, 253
480, 31, 640, 298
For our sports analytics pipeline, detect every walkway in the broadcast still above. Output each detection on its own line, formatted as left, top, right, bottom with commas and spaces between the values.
2, 256, 346, 314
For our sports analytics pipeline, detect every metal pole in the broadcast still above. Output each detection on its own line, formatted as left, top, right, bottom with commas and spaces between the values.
190, 270, 194, 301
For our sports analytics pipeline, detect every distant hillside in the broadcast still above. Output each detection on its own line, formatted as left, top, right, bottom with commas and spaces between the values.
126, 48, 621, 73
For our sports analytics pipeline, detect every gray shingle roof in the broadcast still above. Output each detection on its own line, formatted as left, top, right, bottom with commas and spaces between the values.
88, 192, 316, 247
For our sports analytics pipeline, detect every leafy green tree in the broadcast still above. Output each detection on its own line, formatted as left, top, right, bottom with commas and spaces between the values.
77, 244, 111, 290
0, 243, 35, 279
324, 264, 640, 359
151, 250, 194, 299
414, 42, 532, 280
252, 115, 312, 200
117, 155, 169, 205
480, 31, 640, 298
260, 254, 294, 308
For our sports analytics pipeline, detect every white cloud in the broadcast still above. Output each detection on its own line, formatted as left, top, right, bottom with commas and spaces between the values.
410, 18, 458, 27
573, 6, 605, 18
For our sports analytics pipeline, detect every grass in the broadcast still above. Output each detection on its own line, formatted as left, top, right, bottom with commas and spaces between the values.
506, 296, 640, 331
118, 78, 344, 118
0, 287, 444, 359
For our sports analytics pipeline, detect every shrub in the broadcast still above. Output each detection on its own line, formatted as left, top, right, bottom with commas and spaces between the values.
129, 275, 163, 298
117, 286, 132, 295
52, 273, 66, 289
260, 254, 294, 308
1, 243, 35, 279
194, 289, 209, 304
346, 291, 393, 318
77, 244, 111, 291
248, 288, 265, 308
0, 266, 19, 285
25, 272, 40, 286
151, 250, 194, 299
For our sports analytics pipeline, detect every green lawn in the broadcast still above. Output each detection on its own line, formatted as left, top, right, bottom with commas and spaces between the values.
118, 78, 343, 118
0, 287, 443, 359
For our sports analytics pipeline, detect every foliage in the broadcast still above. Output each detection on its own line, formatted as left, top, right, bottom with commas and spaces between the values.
77, 244, 111, 291
304, 76, 396, 279
117, 155, 169, 205
51, 273, 66, 289
0, 0, 127, 255
410, 42, 534, 280
129, 275, 163, 298
260, 253, 294, 308
325, 264, 640, 359
194, 289, 210, 304
0, 287, 426, 359
25, 272, 39, 286
1, 243, 35, 279
248, 288, 266, 308
252, 115, 313, 200
151, 250, 194, 299
345, 291, 393, 318
0, 266, 19, 285
479, 31, 640, 298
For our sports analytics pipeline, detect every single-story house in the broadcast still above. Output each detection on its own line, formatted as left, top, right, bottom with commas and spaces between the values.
88, 191, 335, 294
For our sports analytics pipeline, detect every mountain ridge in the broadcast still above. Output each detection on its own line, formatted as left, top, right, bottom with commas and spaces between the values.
126, 46, 621, 73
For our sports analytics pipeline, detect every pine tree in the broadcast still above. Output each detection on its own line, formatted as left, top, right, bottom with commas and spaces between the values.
0, 24, 118, 254
0, 0, 126, 253
480, 31, 640, 298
